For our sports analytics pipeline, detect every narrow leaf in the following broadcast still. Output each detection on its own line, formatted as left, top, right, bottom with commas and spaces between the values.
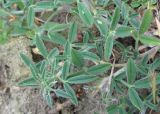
47, 48, 59, 59
139, 9, 153, 34
104, 35, 113, 61
110, 7, 120, 30
48, 32, 66, 45
134, 77, 150, 89
127, 58, 136, 84
115, 26, 134, 37
36, 36, 48, 57
55, 89, 71, 98
140, 35, 160, 46
87, 64, 111, 75
94, 18, 108, 36
128, 87, 144, 110
20, 53, 33, 67
27, 6, 35, 27
77, 2, 94, 26
71, 49, 84, 67
68, 22, 77, 43
35, 1, 55, 10
81, 51, 100, 62
64, 83, 78, 105
67, 75, 98, 84
18, 77, 38, 87
62, 61, 70, 79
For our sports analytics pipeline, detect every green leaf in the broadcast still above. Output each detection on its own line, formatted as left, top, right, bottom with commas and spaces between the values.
42, 23, 70, 32
27, 6, 35, 28
64, 83, 78, 105
18, 77, 38, 87
81, 51, 100, 62
20, 53, 38, 78
134, 75, 160, 89
83, 32, 90, 43
140, 35, 160, 46
64, 41, 71, 57
36, 36, 48, 57
50, 23, 70, 32
44, 91, 53, 108
139, 9, 153, 34
104, 35, 113, 61
68, 22, 77, 43
71, 49, 84, 67
127, 58, 136, 84
115, 26, 134, 37
55, 89, 71, 98
20, 53, 33, 67
67, 75, 98, 84
145, 101, 159, 111
35, 1, 55, 10
110, 7, 120, 30
77, 2, 94, 26
128, 87, 144, 110
62, 61, 70, 79
48, 32, 66, 45
94, 18, 108, 36
134, 77, 150, 89
87, 64, 111, 75
47, 48, 59, 59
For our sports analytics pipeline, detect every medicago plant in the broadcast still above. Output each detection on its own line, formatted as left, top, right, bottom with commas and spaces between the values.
1, 0, 160, 113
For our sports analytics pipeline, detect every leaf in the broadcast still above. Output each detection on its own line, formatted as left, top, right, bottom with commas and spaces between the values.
81, 51, 100, 62
64, 83, 78, 105
42, 23, 70, 32
18, 77, 38, 87
110, 7, 120, 30
35, 1, 55, 10
67, 75, 98, 84
87, 64, 111, 75
68, 22, 77, 43
55, 89, 71, 98
48, 32, 66, 45
104, 35, 113, 61
115, 26, 134, 37
51, 23, 70, 32
140, 35, 160, 46
36, 36, 48, 57
77, 2, 94, 26
64, 41, 71, 57
47, 48, 59, 59
27, 6, 35, 27
139, 9, 153, 34
128, 87, 144, 110
134, 75, 160, 89
134, 77, 150, 89
94, 18, 108, 36
20, 53, 33, 67
20, 53, 38, 78
83, 32, 90, 43
62, 61, 70, 79
71, 49, 84, 67
127, 58, 136, 84
44, 91, 53, 108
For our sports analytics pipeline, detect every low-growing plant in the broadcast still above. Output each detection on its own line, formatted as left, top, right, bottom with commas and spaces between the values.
1, 0, 160, 113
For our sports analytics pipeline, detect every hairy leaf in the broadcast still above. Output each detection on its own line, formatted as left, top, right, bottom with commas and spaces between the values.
139, 9, 153, 34
127, 58, 136, 84
128, 87, 144, 110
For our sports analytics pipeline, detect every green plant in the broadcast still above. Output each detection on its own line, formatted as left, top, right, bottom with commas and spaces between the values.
1, 0, 160, 113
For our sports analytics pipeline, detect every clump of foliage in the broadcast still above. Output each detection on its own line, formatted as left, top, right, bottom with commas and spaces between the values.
1, 0, 160, 113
